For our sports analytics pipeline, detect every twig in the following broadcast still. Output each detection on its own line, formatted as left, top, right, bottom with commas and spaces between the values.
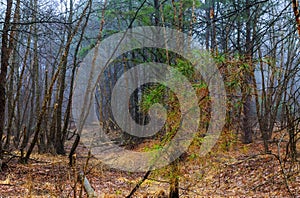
251, 172, 279, 191
276, 131, 294, 196
79, 150, 97, 198
3, 151, 50, 164
146, 177, 216, 196
224, 153, 264, 167
126, 170, 151, 198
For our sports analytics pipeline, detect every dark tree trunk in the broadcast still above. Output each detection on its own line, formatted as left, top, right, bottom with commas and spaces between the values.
205, 0, 210, 51
242, 94, 253, 144
169, 159, 179, 198
242, 0, 253, 144
154, 0, 160, 26
0, 0, 13, 157
4, 0, 20, 150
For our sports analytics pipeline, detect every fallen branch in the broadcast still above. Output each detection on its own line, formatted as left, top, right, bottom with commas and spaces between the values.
78, 171, 97, 198
126, 170, 151, 198
224, 153, 264, 167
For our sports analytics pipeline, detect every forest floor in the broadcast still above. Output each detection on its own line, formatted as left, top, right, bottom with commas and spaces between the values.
0, 132, 300, 197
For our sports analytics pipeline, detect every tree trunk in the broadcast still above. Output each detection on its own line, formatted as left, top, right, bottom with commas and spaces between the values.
169, 159, 179, 198
0, 0, 13, 157
205, 0, 210, 51
16, 23, 33, 148
55, 0, 74, 155
242, 0, 253, 144
5, 0, 21, 150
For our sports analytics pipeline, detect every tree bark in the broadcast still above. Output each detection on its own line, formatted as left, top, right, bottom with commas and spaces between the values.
5, 0, 21, 150
0, 0, 13, 157
292, 0, 300, 36
242, 0, 253, 144
169, 159, 179, 198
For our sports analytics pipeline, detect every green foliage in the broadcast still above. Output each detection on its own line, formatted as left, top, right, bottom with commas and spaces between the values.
143, 143, 163, 152
136, 6, 155, 25
192, 81, 208, 89
173, 0, 200, 10
241, 63, 250, 71
140, 84, 166, 112
140, 57, 196, 112
162, 4, 174, 22
78, 42, 96, 58
220, 130, 237, 151
225, 79, 240, 89
191, 134, 205, 147
188, 153, 198, 160
115, 189, 122, 195
233, 99, 243, 110
176, 59, 194, 78
214, 54, 226, 64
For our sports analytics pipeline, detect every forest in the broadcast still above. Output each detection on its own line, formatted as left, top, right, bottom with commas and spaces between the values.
0, 0, 300, 197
